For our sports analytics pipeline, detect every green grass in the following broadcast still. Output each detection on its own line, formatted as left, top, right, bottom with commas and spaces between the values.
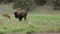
0, 13, 60, 33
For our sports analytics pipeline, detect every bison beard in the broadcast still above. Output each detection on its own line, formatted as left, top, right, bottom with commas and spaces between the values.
14, 9, 27, 21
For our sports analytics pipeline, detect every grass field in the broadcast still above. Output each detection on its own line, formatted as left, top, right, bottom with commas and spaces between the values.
0, 13, 60, 34
0, 3, 60, 34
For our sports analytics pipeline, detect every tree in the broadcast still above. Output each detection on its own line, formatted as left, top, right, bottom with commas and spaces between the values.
12, 0, 47, 11
13, 0, 35, 11
0, 0, 14, 4
52, 0, 60, 10
34, 0, 47, 6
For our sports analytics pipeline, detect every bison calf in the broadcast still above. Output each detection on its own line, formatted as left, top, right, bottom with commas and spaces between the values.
3, 14, 11, 19
14, 8, 27, 21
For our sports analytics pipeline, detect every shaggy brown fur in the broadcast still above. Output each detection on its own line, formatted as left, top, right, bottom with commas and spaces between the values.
14, 8, 27, 21
3, 14, 11, 19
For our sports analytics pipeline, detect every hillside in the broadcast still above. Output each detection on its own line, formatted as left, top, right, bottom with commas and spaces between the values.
0, 3, 60, 14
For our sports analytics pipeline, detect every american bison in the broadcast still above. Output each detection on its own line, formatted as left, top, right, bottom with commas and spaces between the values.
3, 14, 11, 19
14, 8, 27, 21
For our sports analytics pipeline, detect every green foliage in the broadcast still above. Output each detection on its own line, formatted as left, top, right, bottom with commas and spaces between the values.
11, 29, 24, 32
0, 29, 6, 34
13, 0, 35, 11
26, 26, 35, 34
52, 0, 60, 10
0, 0, 14, 4
0, 0, 47, 11
12, 0, 48, 11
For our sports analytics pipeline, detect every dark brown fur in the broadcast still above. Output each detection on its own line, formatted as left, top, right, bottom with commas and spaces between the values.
14, 8, 27, 21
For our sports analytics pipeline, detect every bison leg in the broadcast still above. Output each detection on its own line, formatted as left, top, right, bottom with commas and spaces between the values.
24, 16, 27, 21
24, 16, 26, 20
24, 12, 27, 21
19, 17, 23, 21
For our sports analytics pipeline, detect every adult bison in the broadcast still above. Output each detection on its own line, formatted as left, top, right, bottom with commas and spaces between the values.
14, 8, 27, 21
